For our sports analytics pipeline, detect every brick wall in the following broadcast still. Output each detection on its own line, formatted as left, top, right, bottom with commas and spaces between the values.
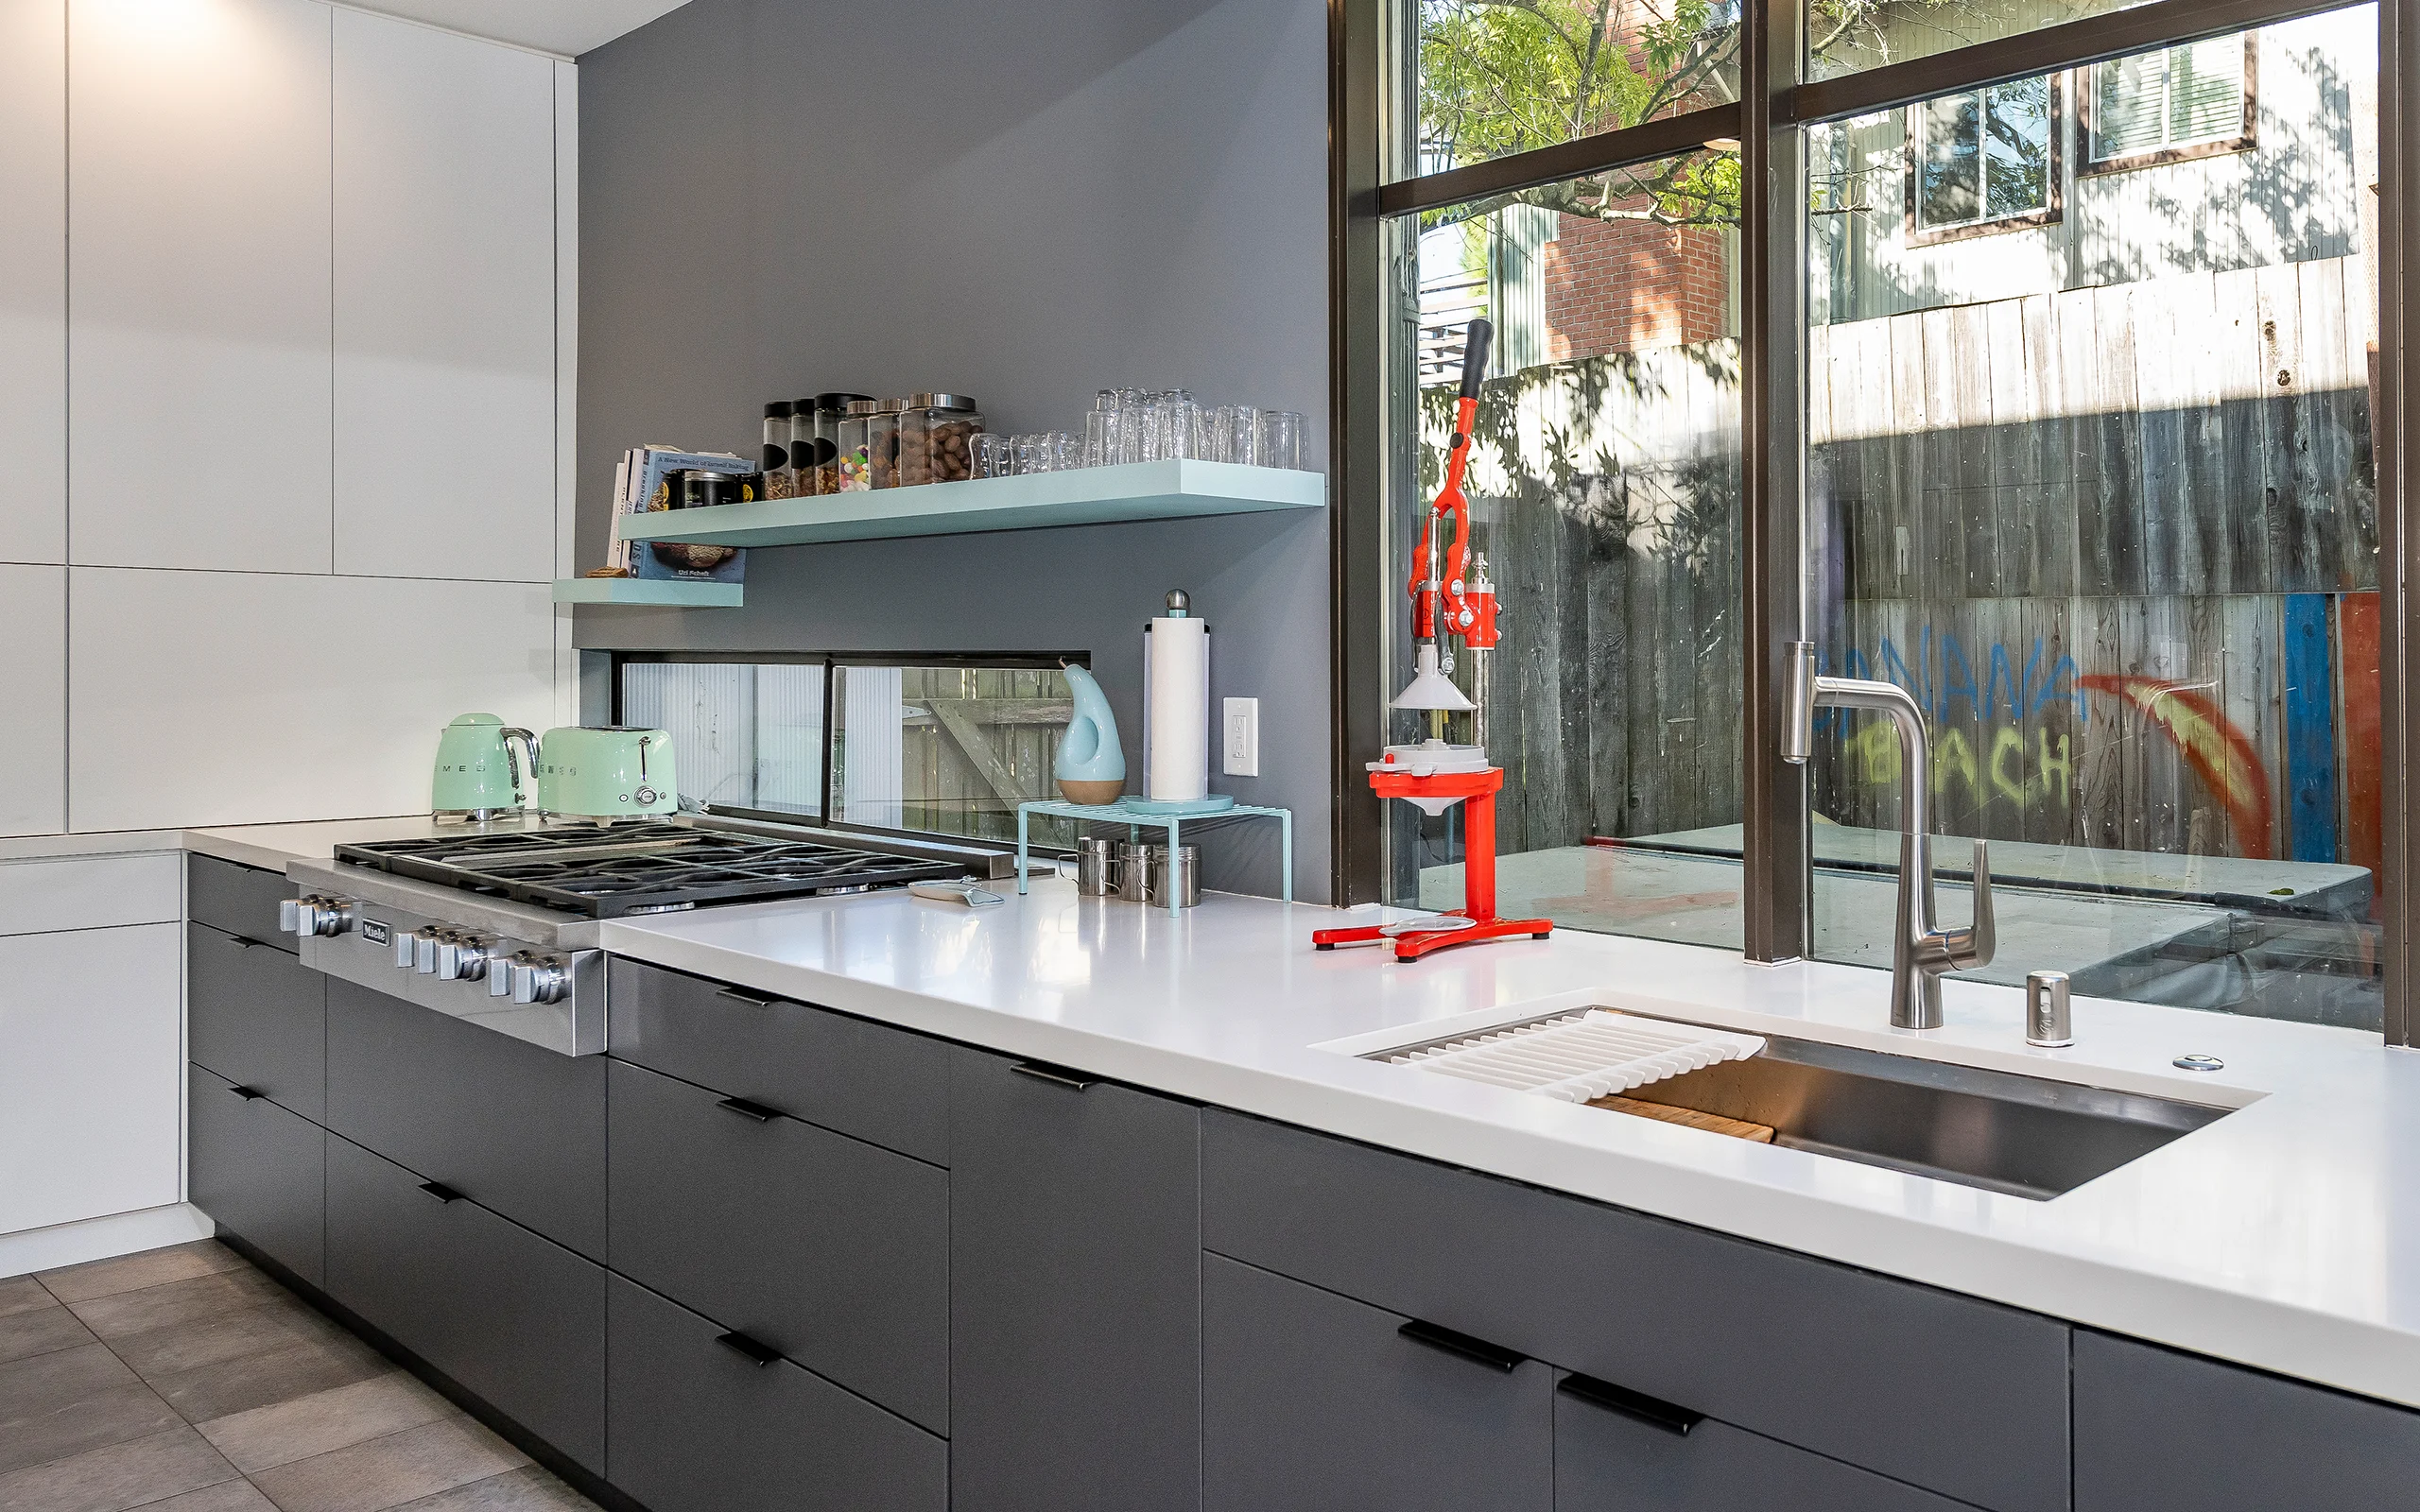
1540, 212, 1732, 361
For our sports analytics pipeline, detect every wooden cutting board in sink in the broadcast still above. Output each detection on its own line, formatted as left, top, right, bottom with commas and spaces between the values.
1589, 1094, 1775, 1143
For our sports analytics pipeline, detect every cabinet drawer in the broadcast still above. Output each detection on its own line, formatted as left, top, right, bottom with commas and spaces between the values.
2076, 1331, 2420, 1510
607, 957, 947, 1165
606, 1273, 946, 1512
189, 1063, 324, 1288
325, 977, 604, 1259
0, 850, 181, 936
1204, 1253, 1551, 1512
324, 1133, 605, 1472
1201, 1111, 2067, 1512
1555, 1368, 1970, 1511
607, 1058, 948, 1433
188, 921, 324, 1122
187, 854, 298, 955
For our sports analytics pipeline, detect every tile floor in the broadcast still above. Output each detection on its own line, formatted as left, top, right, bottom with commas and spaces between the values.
0, 1241, 599, 1512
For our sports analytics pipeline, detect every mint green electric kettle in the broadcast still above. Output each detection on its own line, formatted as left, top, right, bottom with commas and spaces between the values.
432, 713, 538, 820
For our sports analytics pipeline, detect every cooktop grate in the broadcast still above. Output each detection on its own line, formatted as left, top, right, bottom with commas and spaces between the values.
335, 823, 965, 918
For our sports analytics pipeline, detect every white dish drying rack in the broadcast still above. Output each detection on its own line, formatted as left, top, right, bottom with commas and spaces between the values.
1379, 1009, 1765, 1103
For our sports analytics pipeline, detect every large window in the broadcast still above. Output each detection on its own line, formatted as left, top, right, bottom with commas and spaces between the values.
1354, 0, 2402, 1036
616, 656, 1080, 849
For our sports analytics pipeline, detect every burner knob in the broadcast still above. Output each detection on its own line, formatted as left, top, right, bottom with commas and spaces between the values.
510, 954, 569, 1005
290, 896, 355, 937
438, 935, 490, 982
490, 953, 521, 999
412, 927, 442, 974
394, 927, 417, 969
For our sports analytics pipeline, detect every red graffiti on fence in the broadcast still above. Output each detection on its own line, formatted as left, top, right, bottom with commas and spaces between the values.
2077, 675, 2273, 858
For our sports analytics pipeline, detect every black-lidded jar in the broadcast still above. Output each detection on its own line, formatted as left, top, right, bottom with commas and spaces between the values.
814, 392, 871, 496
761, 401, 796, 498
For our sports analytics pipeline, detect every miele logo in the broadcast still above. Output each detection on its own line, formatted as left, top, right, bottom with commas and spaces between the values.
360, 920, 392, 946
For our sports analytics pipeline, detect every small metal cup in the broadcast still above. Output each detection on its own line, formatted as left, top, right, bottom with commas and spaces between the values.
1055, 836, 1119, 897
1116, 842, 1154, 903
1146, 844, 1201, 909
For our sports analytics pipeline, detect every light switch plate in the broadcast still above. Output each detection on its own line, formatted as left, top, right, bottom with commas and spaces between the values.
1223, 696, 1259, 778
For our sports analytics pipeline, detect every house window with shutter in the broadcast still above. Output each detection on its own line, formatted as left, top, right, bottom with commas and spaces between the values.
2082, 33, 2256, 173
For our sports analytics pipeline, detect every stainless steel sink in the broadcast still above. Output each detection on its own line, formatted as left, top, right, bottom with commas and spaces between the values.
1611, 1029, 2229, 1200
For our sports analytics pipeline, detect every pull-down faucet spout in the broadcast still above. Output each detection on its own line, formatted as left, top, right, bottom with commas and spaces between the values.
1782, 641, 1995, 1030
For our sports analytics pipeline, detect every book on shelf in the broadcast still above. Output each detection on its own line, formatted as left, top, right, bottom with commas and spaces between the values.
617, 446, 752, 585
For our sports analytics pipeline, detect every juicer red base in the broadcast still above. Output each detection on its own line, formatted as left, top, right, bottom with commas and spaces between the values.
1311, 766, 1554, 963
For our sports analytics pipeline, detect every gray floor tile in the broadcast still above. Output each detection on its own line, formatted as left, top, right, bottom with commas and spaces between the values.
124, 1483, 276, 1512
198, 1374, 452, 1475
0, 1374, 185, 1480
38, 1246, 249, 1307
247, 1418, 528, 1512
69, 1274, 290, 1344
0, 1279, 55, 1320
147, 1333, 391, 1427
108, 1304, 341, 1385
0, 1306, 97, 1367
0, 1425, 234, 1512
379, 1468, 594, 1512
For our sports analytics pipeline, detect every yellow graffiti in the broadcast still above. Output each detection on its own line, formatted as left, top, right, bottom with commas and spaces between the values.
1842, 722, 2072, 812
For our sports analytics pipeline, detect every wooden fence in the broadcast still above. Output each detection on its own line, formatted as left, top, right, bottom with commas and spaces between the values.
1439, 255, 2377, 866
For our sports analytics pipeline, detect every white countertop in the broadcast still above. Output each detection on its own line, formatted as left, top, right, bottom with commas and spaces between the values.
162, 815, 2420, 1408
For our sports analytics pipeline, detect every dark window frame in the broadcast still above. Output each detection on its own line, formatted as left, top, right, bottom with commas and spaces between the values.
1333, 0, 2420, 1043
2076, 31, 2260, 176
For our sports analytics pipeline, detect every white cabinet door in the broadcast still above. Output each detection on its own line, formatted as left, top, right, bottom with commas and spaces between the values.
67, 566, 556, 832
334, 9, 556, 583
67, 0, 334, 575
0, 565, 65, 836
0, 0, 63, 567
0, 921, 182, 1235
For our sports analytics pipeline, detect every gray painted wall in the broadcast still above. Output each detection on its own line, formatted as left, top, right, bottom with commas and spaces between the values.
572, 0, 1333, 899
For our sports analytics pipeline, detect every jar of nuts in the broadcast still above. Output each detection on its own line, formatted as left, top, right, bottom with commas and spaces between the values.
898, 394, 984, 487
867, 400, 906, 490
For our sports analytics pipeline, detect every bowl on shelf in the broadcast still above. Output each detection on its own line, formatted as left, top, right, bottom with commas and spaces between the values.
650, 541, 739, 573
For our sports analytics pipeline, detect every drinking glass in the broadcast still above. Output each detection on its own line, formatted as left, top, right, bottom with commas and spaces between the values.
1015, 434, 1054, 474
970, 433, 1007, 479
1257, 410, 1303, 470
1052, 432, 1080, 471
1222, 405, 1257, 466
1164, 397, 1199, 460
1085, 408, 1116, 469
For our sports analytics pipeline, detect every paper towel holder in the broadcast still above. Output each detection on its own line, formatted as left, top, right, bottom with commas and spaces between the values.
1143, 588, 1212, 803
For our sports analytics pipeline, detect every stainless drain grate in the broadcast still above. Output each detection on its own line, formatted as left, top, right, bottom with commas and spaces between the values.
1382, 1010, 1766, 1103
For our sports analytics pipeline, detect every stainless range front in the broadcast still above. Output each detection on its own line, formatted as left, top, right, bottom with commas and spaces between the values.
285, 893, 606, 1056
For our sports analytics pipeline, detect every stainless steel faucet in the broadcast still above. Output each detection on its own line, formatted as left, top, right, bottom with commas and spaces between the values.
1781, 642, 1995, 1030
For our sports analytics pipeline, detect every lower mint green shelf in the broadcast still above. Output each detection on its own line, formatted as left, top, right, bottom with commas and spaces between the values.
613, 458, 1325, 550
552, 578, 744, 608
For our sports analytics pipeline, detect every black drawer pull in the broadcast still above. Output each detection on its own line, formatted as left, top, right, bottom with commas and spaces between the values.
717, 1095, 780, 1123
1558, 1372, 1704, 1436
418, 1181, 464, 1205
716, 1331, 782, 1366
1397, 1319, 1524, 1373
714, 986, 781, 1007
227, 935, 263, 950
226, 1084, 267, 1101
1010, 1061, 1098, 1091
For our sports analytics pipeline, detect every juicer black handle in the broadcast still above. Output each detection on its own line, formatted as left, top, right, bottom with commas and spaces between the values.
1460, 318, 1494, 400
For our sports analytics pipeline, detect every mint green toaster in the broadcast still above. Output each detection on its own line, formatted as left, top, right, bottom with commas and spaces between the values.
533, 727, 679, 819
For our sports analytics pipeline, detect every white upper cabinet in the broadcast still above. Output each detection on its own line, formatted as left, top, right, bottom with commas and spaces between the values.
0, 0, 64, 567
68, 567, 558, 832
335, 10, 558, 582
68, 0, 335, 575
0, 566, 65, 837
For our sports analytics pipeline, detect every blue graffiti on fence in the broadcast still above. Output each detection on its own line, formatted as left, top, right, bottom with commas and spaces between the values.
1816, 629, 2089, 813
1815, 628, 2088, 729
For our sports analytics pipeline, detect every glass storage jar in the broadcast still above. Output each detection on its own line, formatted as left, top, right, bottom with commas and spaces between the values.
898, 393, 983, 487
789, 399, 818, 496
815, 392, 870, 495
760, 401, 796, 498
837, 399, 880, 492
867, 399, 905, 490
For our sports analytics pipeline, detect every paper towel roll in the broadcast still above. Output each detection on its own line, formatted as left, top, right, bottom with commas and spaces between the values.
1144, 616, 1210, 802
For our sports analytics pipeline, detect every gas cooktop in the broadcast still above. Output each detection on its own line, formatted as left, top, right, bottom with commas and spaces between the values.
334, 822, 964, 919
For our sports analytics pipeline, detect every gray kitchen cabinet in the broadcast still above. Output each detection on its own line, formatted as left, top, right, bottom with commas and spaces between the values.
187, 854, 301, 956
187, 919, 324, 1122
605, 1274, 945, 1512
1203, 1253, 1553, 1512
607, 957, 950, 1165
1553, 1374, 1972, 1510
606, 1057, 949, 1433
325, 976, 605, 1259
949, 1048, 1202, 1512
2075, 1330, 2420, 1510
1201, 1109, 2068, 1512
187, 1062, 324, 1288
323, 1132, 605, 1473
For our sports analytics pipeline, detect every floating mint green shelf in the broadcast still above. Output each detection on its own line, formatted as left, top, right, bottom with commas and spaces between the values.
551, 578, 744, 607
612, 459, 1325, 550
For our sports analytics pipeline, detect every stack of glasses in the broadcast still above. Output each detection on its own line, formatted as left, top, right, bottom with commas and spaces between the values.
969, 389, 1307, 478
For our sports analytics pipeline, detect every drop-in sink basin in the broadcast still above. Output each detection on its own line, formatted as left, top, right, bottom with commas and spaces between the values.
1356, 1010, 2238, 1200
